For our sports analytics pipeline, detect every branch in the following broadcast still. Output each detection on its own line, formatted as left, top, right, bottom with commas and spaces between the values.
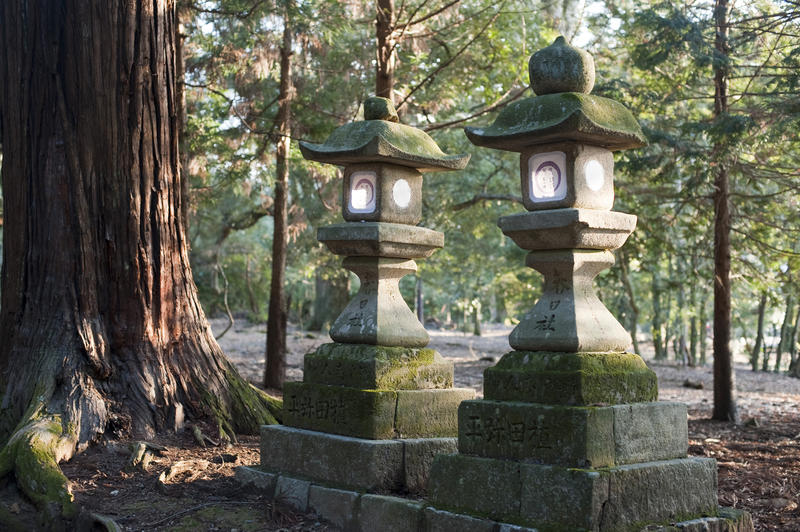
396, 2, 505, 110
424, 86, 528, 132
396, 0, 461, 29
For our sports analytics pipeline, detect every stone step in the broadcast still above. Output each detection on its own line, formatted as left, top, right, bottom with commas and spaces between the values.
236, 466, 752, 532
429, 455, 718, 531
259, 426, 457, 493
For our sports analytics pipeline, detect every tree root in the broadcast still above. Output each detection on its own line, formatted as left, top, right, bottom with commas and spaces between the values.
0, 415, 77, 527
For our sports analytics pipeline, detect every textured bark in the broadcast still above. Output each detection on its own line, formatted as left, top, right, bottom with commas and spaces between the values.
711, 0, 738, 421
774, 295, 793, 372
264, 1, 294, 389
376, 0, 395, 102
0, 0, 279, 464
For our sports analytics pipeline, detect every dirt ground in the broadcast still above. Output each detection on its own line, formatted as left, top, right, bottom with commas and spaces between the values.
4, 319, 800, 531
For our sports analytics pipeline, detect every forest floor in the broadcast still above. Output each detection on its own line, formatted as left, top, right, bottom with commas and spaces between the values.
4, 320, 799, 531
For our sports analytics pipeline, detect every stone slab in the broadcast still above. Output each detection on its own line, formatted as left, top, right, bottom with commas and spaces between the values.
283, 381, 398, 439
260, 425, 404, 491
596, 457, 718, 530
234, 466, 277, 497
358, 494, 424, 532
458, 400, 687, 467
484, 351, 657, 405
308, 485, 360, 529
318, 221, 444, 259
396, 388, 475, 438
499, 208, 636, 251
304, 343, 453, 390
429, 454, 717, 530
274, 475, 311, 512
458, 400, 614, 467
403, 438, 458, 493
644, 507, 753, 532
423, 507, 498, 532
429, 454, 521, 523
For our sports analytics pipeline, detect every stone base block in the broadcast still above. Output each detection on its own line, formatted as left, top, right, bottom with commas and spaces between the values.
484, 351, 657, 405
458, 400, 687, 467
284, 381, 473, 439
260, 425, 457, 493
429, 454, 718, 531
304, 343, 453, 390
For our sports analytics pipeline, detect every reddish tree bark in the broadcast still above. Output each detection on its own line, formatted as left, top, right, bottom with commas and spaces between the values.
376, 0, 396, 102
264, 0, 294, 389
711, 0, 738, 422
0, 0, 279, 522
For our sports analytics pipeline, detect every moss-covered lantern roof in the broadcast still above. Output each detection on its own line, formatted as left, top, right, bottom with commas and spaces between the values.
299, 97, 470, 172
465, 37, 647, 152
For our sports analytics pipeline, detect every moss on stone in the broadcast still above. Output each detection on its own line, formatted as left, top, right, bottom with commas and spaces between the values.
484, 351, 657, 405
299, 120, 469, 171
304, 343, 453, 390
465, 92, 646, 152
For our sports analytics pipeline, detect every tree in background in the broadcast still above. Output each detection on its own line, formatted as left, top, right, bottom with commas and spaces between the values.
0, 1, 279, 525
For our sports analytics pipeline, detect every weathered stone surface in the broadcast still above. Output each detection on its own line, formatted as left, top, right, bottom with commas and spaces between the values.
395, 389, 475, 438
403, 438, 458, 493
304, 343, 453, 390
508, 250, 633, 353
274, 476, 311, 512
612, 402, 688, 465
457, 400, 614, 467
342, 164, 423, 224
423, 507, 498, 532
234, 466, 277, 496
429, 454, 521, 523
499, 208, 636, 251
642, 508, 753, 532
298, 98, 469, 171
483, 351, 657, 405
308, 485, 360, 529
283, 381, 398, 438
464, 92, 646, 152
497, 524, 539, 532
364, 96, 399, 122
357, 494, 424, 532
329, 257, 429, 347
599, 458, 718, 530
318, 222, 444, 259
260, 425, 404, 491
529, 36, 595, 96
458, 401, 687, 467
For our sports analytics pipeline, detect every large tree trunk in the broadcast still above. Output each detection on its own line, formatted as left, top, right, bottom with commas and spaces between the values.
265, 0, 294, 390
711, 0, 738, 421
0, 1, 279, 524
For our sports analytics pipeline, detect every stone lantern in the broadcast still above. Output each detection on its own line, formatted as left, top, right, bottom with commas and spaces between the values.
427, 37, 750, 531
258, 97, 475, 495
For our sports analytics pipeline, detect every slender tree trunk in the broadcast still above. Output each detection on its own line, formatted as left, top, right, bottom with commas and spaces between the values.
699, 297, 708, 365
652, 263, 667, 360
619, 250, 641, 356
0, 1, 279, 523
750, 291, 767, 371
376, 0, 395, 102
309, 270, 350, 332
711, 0, 737, 421
415, 276, 425, 324
788, 303, 800, 375
775, 295, 793, 372
265, 2, 294, 389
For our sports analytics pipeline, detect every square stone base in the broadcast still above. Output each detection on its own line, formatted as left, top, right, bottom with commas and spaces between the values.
458, 400, 687, 467
260, 425, 458, 493
283, 381, 474, 439
429, 454, 718, 531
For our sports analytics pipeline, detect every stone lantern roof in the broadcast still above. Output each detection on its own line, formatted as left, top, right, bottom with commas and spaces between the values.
298, 96, 470, 171
465, 36, 647, 152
